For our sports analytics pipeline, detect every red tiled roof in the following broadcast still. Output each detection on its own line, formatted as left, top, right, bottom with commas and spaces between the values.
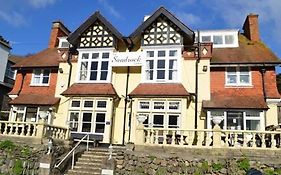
9, 94, 60, 106
211, 34, 280, 64
8, 55, 25, 63
61, 83, 117, 97
129, 83, 189, 97
203, 93, 268, 109
13, 48, 62, 68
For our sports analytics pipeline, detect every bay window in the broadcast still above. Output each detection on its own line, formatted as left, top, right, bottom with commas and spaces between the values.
78, 51, 111, 82
144, 48, 180, 82
226, 67, 251, 86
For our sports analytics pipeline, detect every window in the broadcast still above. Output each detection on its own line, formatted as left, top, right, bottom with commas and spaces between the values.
144, 49, 179, 82
225, 35, 234, 44
78, 51, 111, 82
31, 69, 50, 85
226, 67, 251, 86
68, 98, 108, 134
202, 36, 211, 42
138, 99, 181, 129
5, 62, 16, 79
213, 35, 223, 44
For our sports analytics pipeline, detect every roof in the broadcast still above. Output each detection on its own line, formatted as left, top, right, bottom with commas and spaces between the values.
8, 55, 25, 64
203, 93, 268, 109
61, 83, 118, 97
12, 48, 61, 68
0, 35, 11, 49
211, 34, 281, 64
67, 11, 123, 46
129, 83, 189, 97
129, 6, 194, 43
9, 94, 60, 106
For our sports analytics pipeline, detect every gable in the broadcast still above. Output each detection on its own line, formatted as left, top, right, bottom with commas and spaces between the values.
142, 15, 182, 45
79, 20, 114, 48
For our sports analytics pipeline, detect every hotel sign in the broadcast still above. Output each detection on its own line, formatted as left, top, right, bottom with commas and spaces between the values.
111, 52, 143, 67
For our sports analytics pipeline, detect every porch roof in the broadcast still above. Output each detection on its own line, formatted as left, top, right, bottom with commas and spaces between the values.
61, 83, 118, 97
203, 94, 268, 110
129, 83, 189, 97
9, 94, 60, 106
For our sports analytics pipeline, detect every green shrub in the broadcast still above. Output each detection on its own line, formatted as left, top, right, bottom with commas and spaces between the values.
156, 167, 167, 175
212, 163, 223, 172
12, 159, 23, 175
21, 146, 31, 157
238, 158, 250, 171
0, 140, 15, 151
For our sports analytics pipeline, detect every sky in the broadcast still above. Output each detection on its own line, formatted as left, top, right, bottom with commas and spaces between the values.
0, 0, 280, 68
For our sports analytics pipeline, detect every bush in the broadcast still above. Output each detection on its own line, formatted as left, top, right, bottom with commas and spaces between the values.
212, 163, 223, 172
0, 140, 16, 151
238, 158, 250, 171
12, 159, 23, 175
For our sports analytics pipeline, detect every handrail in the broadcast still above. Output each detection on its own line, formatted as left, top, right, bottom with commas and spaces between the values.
54, 133, 90, 169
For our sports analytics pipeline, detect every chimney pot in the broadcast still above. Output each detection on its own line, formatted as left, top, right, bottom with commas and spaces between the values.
242, 13, 260, 42
48, 21, 70, 48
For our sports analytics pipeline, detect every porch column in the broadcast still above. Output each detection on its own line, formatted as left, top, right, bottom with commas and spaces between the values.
135, 114, 147, 145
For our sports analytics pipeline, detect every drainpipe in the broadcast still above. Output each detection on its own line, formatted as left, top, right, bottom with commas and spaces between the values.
194, 30, 201, 129
122, 38, 134, 145
260, 66, 267, 101
17, 69, 26, 95
67, 46, 75, 88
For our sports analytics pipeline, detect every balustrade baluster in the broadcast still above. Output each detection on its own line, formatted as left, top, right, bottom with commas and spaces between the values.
155, 130, 159, 144
3, 123, 7, 135
180, 131, 184, 146
145, 130, 150, 144
188, 131, 193, 147
163, 130, 167, 145
32, 124, 36, 137
252, 133, 257, 148
15, 123, 19, 135
234, 133, 238, 147
271, 133, 276, 148
261, 133, 266, 148
171, 131, 176, 145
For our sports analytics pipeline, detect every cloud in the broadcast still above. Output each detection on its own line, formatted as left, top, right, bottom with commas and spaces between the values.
97, 0, 122, 19
27, 0, 57, 8
0, 11, 26, 27
176, 12, 201, 28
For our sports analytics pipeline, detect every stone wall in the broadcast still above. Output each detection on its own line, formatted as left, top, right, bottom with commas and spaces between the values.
115, 145, 281, 175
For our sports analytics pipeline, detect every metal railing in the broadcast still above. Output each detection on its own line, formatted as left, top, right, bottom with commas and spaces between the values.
55, 134, 90, 170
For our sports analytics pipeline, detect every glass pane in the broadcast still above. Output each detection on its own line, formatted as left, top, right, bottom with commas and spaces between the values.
43, 70, 50, 76
227, 75, 237, 84
157, 70, 165, 79
25, 107, 38, 122
82, 113, 92, 122
246, 111, 260, 117
147, 51, 154, 57
91, 62, 98, 70
240, 67, 249, 72
146, 60, 153, 69
82, 123, 91, 132
16, 113, 24, 122
227, 67, 236, 73
169, 60, 177, 69
169, 101, 180, 110
213, 35, 223, 44
153, 102, 165, 110
71, 100, 80, 108
246, 120, 260, 130
139, 101, 150, 109
169, 115, 179, 128
90, 71, 97, 80
101, 61, 108, 70
240, 75, 249, 84
102, 52, 110, 59
158, 51, 165, 57
100, 71, 108, 80
225, 35, 234, 44
92, 53, 99, 59
96, 113, 105, 122
95, 124, 105, 133
81, 62, 88, 71
157, 60, 165, 68
80, 71, 87, 80
143, 116, 149, 127
42, 77, 49, 84
202, 36, 211, 42
169, 70, 177, 80
146, 70, 153, 80
84, 101, 93, 108
97, 101, 107, 108
69, 112, 79, 131
33, 77, 41, 84
153, 115, 164, 127
169, 50, 177, 57
82, 53, 89, 59
227, 112, 243, 130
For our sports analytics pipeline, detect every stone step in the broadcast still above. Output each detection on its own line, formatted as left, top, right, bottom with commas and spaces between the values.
66, 169, 101, 175
72, 165, 101, 172
76, 160, 102, 166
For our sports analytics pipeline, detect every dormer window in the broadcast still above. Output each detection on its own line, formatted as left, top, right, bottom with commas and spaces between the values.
78, 50, 112, 82
31, 69, 50, 86
5, 61, 16, 79
143, 47, 180, 82
58, 37, 70, 48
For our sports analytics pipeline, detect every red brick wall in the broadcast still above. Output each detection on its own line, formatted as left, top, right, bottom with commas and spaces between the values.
210, 66, 280, 98
9, 69, 58, 96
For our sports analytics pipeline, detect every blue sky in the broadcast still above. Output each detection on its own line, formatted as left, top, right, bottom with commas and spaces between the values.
0, 0, 280, 64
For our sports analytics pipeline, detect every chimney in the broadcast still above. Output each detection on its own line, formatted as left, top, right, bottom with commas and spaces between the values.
242, 13, 260, 42
48, 21, 70, 48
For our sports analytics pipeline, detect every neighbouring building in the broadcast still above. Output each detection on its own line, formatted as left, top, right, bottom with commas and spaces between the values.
7, 7, 281, 145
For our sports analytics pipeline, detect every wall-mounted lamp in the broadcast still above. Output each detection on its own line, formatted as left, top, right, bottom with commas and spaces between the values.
202, 65, 208, 72
58, 68, 63, 73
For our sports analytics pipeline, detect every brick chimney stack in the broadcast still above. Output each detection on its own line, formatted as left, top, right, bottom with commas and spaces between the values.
48, 21, 70, 48
242, 13, 260, 42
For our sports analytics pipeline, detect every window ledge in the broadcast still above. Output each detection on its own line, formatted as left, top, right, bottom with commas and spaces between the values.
30, 84, 50, 87
225, 84, 253, 88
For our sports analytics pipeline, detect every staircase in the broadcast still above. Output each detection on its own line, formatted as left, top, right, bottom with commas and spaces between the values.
66, 147, 123, 175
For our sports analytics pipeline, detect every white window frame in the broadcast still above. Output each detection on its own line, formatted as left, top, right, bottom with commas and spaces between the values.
31, 69, 51, 86
77, 48, 113, 83
225, 67, 252, 86
58, 37, 71, 48
5, 61, 16, 80
207, 110, 264, 131
141, 46, 182, 83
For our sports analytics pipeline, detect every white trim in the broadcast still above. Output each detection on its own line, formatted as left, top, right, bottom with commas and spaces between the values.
266, 98, 281, 104
225, 67, 252, 87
